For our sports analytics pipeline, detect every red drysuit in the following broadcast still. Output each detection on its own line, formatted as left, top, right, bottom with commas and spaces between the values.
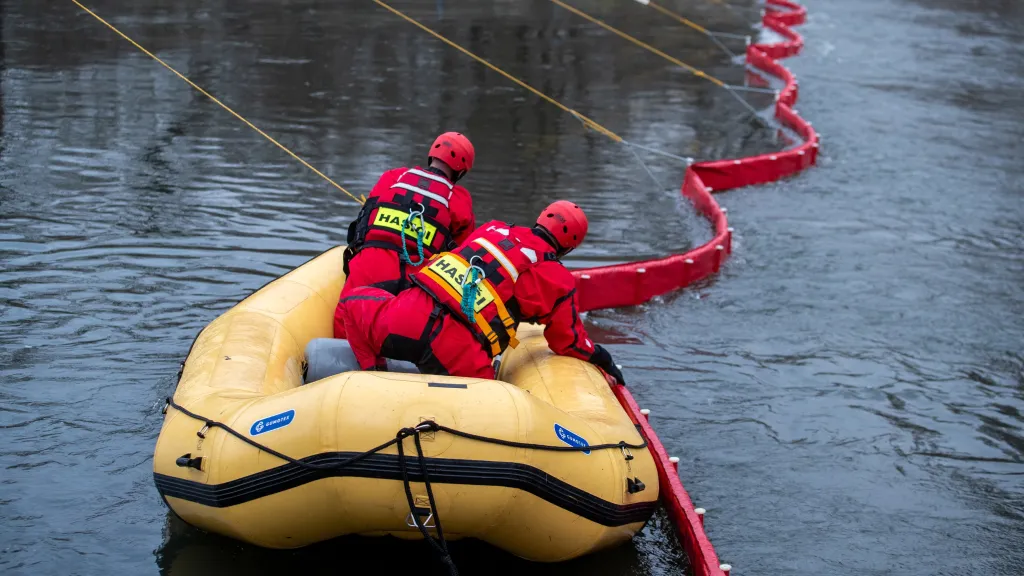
341, 166, 475, 297
333, 221, 602, 379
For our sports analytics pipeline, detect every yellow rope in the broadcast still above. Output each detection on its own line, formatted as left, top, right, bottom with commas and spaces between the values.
548, 0, 727, 88
373, 0, 623, 143
646, 1, 709, 35
72, 0, 363, 205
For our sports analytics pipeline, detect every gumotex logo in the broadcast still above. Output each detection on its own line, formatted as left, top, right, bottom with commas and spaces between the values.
554, 423, 590, 455
250, 410, 295, 436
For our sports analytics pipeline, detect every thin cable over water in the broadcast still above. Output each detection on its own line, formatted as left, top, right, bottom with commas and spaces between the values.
548, 0, 768, 121
647, 1, 753, 59
372, 0, 623, 143
648, 1, 711, 35
645, 0, 744, 60
71, 0, 364, 206
374, 0, 710, 173
549, 0, 725, 86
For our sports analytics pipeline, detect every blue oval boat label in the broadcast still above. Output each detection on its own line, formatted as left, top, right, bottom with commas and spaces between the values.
554, 423, 590, 455
250, 410, 295, 436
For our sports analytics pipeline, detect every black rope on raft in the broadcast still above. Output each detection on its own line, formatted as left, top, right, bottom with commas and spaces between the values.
166, 397, 402, 473
397, 427, 458, 575
163, 397, 648, 575
430, 422, 646, 452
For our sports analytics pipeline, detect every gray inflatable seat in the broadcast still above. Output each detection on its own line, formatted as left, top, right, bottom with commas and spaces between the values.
304, 338, 419, 383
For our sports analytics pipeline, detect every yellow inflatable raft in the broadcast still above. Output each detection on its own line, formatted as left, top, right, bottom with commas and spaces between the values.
153, 247, 658, 562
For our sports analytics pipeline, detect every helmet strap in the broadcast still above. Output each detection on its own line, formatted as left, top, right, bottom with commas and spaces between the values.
532, 225, 567, 258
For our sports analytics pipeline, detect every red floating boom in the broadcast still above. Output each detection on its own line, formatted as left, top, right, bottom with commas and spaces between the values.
587, 2, 814, 574
574, 0, 816, 313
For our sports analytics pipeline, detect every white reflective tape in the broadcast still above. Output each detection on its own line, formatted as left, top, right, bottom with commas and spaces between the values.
474, 237, 519, 280
520, 247, 538, 263
406, 168, 454, 193
390, 183, 449, 208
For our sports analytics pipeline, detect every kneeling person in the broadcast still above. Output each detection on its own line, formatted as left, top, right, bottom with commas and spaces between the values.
334, 201, 625, 384
340, 132, 477, 298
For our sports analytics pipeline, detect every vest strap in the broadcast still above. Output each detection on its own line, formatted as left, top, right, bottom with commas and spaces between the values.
480, 277, 519, 349
421, 252, 519, 354
473, 237, 520, 281
406, 168, 454, 192
390, 182, 450, 208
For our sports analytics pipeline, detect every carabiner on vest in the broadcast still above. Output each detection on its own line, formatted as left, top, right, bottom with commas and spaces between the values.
400, 203, 427, 266
460, 259, 485, 319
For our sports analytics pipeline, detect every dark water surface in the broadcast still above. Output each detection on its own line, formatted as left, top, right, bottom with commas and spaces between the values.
1, 0, 1021, 574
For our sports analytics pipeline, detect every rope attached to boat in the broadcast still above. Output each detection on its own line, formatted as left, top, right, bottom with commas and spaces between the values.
397, 429, 457, 575
163, 397, 647, 575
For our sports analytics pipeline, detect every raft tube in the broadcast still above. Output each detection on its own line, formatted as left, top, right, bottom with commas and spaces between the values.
153, 247, 658, 562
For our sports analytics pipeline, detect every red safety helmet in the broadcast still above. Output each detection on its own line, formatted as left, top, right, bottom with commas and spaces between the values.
536, 201, 588, 255
427, 132, 475, 178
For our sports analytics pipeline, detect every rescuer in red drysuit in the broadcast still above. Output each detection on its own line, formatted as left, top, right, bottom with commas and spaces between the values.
333, 201, 626, 384
340, 132, 477, 298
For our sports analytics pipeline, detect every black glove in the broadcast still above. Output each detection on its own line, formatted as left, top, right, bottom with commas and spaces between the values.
346, 217, 359, 245
343, 215, 361, 276
342, 245, 355, 276
589, 344, 626, 385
